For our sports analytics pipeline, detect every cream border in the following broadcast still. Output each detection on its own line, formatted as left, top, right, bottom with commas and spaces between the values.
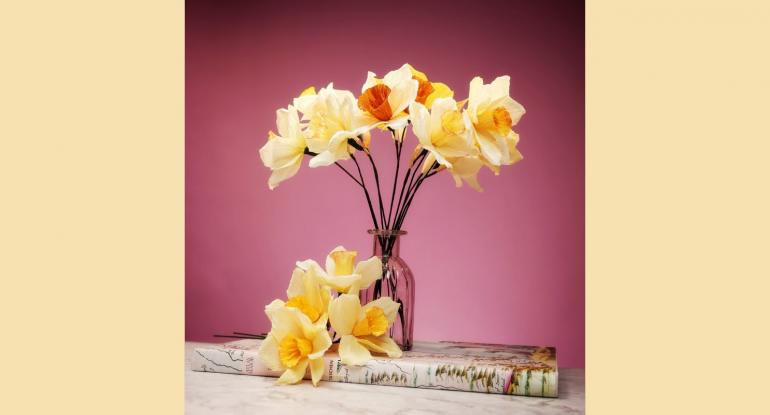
1, 1, 183, 413
587, 0, 770, 413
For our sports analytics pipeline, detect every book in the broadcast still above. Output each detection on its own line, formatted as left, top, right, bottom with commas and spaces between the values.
191, 339, 558, 397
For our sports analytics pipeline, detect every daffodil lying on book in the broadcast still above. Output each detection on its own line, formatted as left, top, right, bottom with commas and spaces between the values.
257, 246, 402, 386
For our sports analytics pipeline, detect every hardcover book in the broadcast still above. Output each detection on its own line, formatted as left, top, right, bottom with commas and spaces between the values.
191, 339, 558, 397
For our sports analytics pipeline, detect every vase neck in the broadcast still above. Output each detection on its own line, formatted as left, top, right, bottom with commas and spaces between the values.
369, 229, 406, 260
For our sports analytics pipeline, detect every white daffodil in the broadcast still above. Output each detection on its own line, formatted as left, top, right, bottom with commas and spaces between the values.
328, 294, 403, 365
357, 64, 419, 133
292, 83, 371, 168
466, 76, 525, 172
409, 98, 478, 173
259, 105, 306, 190
296, 246, 381, 294
258, 300, 332, 386
284, 265, 332, 328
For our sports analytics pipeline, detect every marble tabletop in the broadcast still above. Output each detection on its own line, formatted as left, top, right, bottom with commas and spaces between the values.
185, 342, 584, 414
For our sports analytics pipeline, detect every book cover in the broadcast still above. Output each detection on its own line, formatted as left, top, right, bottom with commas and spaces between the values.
191, 339, 558, 397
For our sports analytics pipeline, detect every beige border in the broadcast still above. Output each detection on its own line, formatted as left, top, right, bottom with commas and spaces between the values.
1, 1, 183, 413
587, 0, 770, 413
2, 0, 769, 412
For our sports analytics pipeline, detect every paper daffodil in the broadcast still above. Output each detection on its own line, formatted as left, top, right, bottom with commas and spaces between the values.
296, 246, 382, 294
357, 64, 419, 133
293, 84, 372, 168
284, 265, 331, 328
258, 105, 306, 190
329, 294, 403, 365
258, 300, 332, 386
409, 98, 478, 173
466, 75, 525, 172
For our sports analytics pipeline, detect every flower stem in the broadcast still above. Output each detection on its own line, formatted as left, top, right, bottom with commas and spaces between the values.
350, 153, 384, 247
364, 148, 387, 231
386, 136, 402, 229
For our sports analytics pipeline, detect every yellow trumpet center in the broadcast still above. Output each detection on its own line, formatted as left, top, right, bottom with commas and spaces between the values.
352, 306, 389, 337
440, 110, 466, 136
330, 250, 357, 275
358, 84, 393, 121
286, 295, 320, 322
476, 106, 513, 135
278, 334, 313, 368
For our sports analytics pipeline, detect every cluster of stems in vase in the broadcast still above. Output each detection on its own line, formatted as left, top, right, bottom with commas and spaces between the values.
306, 129, 438, 257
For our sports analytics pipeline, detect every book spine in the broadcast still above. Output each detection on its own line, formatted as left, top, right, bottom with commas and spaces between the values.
191, 347, 557, 397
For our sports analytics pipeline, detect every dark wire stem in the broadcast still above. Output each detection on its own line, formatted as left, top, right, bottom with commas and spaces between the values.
386, 135, 402, 229
364, 148, 386, 230
395, 160, 439, 230
334, 161, 363, 186
350, 152, 384, 248
304, 148, 363, 187
384, 149, 428, 256
393, 149, 427, 228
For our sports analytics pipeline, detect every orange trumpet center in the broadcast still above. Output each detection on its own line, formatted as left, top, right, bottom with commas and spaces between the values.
358, 84, 393, 121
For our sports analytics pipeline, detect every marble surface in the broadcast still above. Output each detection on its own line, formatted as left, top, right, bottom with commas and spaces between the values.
185, 342, 584, 414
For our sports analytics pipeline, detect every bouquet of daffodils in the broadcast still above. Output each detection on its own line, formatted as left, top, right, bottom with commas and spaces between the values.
258, 246, 399, 386
259, 64, 525, 236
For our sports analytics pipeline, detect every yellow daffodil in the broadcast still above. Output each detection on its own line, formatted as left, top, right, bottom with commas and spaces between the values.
404, 64, 454, 109
285, 265, 331, 328
258, 300, 332, 386
258, 105, 306, 190
408, 98, 478, 173
357, 64, 419, 133
466, 76, 525, 172
328, 294, 403, 365
296, 246, 381, 294
292, 83, 371, 168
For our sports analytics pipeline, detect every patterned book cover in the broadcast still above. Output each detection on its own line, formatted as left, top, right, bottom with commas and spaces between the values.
191, 339, 558, 397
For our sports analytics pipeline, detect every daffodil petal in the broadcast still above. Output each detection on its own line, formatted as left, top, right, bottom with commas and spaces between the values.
476, 131, 503, 166
353, 256, 382, 291
316, 272, 362, 293
309, 358, 325, 386
276, 359, 309, 385
425, 82, 453, 108
261, 138, 303, 169
286, 267, 305, 299
267, 157, 302, 190
387, 79, 418, 116
489, 75, 510, 101
276, 107, 290, 138
339, 335, 372, 366
325, 246, 347, 276
408, 102, 431, 147
502, 97, 526, 126
309, 151, 338, 168
257, 332, 283, 370
308, 329, 332, 360
362, 297, 400, 326
264, 300, 303, 341
382, 64, 413, 87
328, 294, 361, 336
358, 335, 403, 358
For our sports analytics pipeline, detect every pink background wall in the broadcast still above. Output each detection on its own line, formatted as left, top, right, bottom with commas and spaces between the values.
186, 0, 584, 367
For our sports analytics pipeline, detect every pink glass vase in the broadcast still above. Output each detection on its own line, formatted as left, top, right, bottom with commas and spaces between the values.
359, 229, 415, 350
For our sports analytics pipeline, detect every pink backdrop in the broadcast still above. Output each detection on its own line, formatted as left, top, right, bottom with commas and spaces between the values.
186, 0, 584, 367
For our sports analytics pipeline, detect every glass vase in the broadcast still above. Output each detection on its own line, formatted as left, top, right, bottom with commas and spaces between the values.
359, 229, 415, 351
